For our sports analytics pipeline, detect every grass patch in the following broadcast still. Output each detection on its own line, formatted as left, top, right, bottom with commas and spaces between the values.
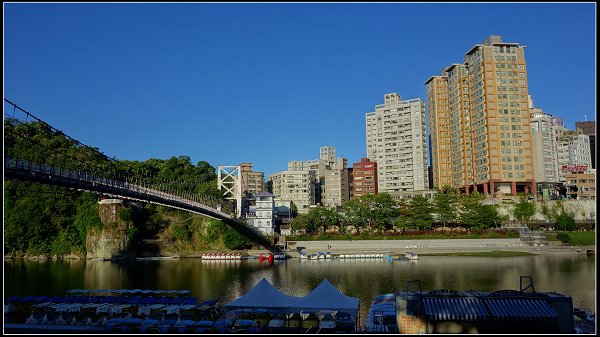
563, 231, 596, 246
420, 250, 535, 257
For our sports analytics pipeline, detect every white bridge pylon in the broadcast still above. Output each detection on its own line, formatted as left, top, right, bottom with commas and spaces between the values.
217, 165, 242, 218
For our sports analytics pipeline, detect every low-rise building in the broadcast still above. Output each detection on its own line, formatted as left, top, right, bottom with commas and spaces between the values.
395, 284, 575, 334
246, 191, 275, 235
565, 170, 596, 200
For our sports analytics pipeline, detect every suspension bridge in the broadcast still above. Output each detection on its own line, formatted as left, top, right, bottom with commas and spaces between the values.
3, 98, 272, 249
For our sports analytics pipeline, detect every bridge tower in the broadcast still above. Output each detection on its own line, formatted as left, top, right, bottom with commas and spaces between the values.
217, 165, 243, 218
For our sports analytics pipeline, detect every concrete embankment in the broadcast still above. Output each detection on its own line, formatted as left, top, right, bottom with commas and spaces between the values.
251, 239, 591, 257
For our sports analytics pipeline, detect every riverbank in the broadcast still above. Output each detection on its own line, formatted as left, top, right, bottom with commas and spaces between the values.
4, 239, 594, 260
277, 238, 595, 257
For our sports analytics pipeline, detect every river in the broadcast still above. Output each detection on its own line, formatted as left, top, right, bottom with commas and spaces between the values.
4, 254, 596, 325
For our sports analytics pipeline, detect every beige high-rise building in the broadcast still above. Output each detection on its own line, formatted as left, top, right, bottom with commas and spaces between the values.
239, 162, 264, 198
322, 157, 349, 209
366, 93, 428, 192
426, 35, 536, 195
425, 75, 452, 189
268, 169, 317, 214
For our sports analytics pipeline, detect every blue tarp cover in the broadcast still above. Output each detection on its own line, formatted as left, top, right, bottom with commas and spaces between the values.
424, 297, 489, 321
289, 279, 359, 314
484, 298, 558, 321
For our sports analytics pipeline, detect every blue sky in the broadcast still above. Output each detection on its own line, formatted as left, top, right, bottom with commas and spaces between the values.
4, 3, 596, 177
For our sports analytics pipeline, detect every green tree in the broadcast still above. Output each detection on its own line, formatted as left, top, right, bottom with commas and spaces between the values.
406, 196, 434, 229
222, 227, 251, 250
457, 192, 501, 229
433, 185, 458, 227
370, 193, 399, 231
306, 206, 340, 232
341, 197, 369, 231
291, 213, 312, 233
555, 212, 576, 231
513, 195, 537, 227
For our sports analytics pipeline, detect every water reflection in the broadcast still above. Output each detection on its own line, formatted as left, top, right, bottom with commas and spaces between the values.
4, 255, 595, 323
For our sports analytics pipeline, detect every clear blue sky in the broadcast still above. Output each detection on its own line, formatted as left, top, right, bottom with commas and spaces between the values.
4, 3, 596, 177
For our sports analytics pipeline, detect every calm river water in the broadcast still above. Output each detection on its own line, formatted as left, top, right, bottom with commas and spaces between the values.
4, 254, 596, 324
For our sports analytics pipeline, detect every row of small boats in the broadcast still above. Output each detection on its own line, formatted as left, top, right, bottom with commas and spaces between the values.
300, 252, 419, 261
299, 252, 332, 260
200, 252, 288, 261
201, 253, 246, 260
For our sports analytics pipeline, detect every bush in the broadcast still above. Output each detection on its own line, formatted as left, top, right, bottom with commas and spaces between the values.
222, 228, 250, 250
170, 223, 191, 243
118, 208, 133, 223
556, 232, 570, 243
555, 213, 576, 231
203, 220, 224, 244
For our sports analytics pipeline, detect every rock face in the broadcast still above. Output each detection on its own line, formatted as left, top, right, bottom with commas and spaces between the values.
86, 199, 133, 260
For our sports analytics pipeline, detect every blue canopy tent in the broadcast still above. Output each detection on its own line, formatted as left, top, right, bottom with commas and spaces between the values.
288, 278, 360, 331
224, 278, 303, 312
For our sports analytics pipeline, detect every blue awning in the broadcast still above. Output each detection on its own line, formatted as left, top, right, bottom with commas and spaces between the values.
484, 298, 558, 322
423, 297, 489, 321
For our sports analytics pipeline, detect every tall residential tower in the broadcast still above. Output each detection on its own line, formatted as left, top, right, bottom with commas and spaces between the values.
426, 35, 536, 196
366, 93, 428, 193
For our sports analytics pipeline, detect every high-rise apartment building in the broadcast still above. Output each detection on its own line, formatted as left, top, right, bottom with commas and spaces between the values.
426, 35, 536, 195
530, 108, 559, 184
351, 157, 378, 198
239, 162, 264, 198
425, 74, 452, 189
366, 93, 428, 193
575, 121, 596, 169
322, 158, 349, 209
268, 169, 317, 214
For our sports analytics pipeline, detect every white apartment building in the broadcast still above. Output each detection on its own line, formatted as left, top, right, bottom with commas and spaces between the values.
268, 169, 317, 214
366, 93, 429, 192
530, 108, 559, 183
247, 191, 275, 236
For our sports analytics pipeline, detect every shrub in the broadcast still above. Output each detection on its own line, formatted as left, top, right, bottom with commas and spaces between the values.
170, 223, 191, 242
555, 213, 576, 231
556, 232, 570, 243
222, 228, 250, 250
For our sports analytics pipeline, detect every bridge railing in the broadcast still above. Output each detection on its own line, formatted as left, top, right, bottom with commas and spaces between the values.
5, 156, 232, 220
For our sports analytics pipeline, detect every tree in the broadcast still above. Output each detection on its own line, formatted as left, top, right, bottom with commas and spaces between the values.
407, 195, 434, 229
457, 192, 501, 229
222, 227, 251, 250
341, 197, 369, 232
555, 212, 577, 231
370, 193, 399, 231
433, 185, 458, 227
291, 213, 312, 233
513, 195, 537, 227
306, 206, 340, 233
